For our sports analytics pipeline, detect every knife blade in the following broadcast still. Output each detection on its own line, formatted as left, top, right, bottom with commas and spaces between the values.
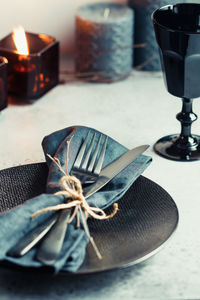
7, 144, 149, 259
84, 144, 150, 198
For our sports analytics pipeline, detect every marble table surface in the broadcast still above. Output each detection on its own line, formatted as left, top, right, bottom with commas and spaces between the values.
0, 60, 200, 299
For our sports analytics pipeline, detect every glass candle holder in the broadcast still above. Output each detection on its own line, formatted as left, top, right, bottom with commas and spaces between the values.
0, 56, 7, 111
0, 32, 59, 100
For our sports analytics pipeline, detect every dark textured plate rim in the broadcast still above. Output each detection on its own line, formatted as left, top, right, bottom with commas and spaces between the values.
76, 218, 179, 275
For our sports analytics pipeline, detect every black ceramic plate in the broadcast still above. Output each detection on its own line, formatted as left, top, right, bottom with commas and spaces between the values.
0, 163, 178, 274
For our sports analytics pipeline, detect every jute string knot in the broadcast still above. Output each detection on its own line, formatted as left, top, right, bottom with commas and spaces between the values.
32, 174, 118, 222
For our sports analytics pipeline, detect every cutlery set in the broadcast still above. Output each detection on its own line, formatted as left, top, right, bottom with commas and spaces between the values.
7, 131, 149, 265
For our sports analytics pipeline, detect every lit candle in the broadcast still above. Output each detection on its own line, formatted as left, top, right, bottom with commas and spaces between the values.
0, 57, 7, 111
75, 3, 134, 82
0, 26, 59, 100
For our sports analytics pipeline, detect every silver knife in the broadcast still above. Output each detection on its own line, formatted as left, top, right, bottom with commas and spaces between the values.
7, 145, 149, 259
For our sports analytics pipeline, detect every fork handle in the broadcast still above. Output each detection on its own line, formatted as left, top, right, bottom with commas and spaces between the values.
35, 209, 71, 265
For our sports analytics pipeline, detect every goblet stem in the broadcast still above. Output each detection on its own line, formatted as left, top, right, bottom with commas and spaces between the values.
154, 97, 200, 161
176, 98, 198, 150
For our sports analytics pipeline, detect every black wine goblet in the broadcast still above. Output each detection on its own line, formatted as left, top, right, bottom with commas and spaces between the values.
152, 3, 200, 161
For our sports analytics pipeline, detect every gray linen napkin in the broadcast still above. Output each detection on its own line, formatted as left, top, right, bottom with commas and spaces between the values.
0, 126, 152, 273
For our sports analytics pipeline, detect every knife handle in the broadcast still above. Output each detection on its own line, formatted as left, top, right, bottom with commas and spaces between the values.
7, 213, 59, 257
35, 209, 71, 265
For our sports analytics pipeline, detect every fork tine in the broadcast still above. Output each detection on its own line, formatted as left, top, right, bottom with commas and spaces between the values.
73, 131, 90, 168
87, 134, 102, 172
81, 132, 96, 170
93, 135, 108, 175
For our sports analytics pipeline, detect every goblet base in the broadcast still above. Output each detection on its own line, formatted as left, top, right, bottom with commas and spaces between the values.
154, 134, 200, 161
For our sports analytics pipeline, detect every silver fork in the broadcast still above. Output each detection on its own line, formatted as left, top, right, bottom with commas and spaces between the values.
71, 131, 107, 184
35, 131, 108, 265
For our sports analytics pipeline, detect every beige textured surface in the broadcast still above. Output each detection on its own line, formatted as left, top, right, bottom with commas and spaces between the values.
0, 59, 200, 298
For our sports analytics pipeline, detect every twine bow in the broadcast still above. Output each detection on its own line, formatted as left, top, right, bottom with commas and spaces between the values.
32, 173, 118, 222
32, 151, 118, 260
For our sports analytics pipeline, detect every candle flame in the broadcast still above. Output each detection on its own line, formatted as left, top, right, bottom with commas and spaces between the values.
104, 8, 110, 19
12, 25, 29, 55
